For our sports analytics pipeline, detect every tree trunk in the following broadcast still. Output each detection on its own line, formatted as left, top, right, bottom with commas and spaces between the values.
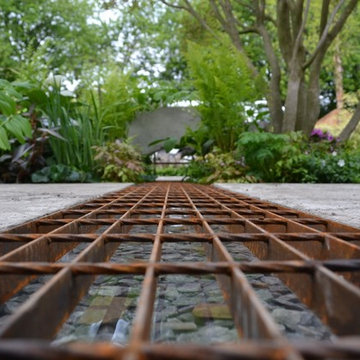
302, 55, 325, 134
338, 102, 360, 142
282, 61, 304, 132
295, 79, 308, 131
333, 37, 344, 124
267, 89, 283, 133
256, 24, 284, 133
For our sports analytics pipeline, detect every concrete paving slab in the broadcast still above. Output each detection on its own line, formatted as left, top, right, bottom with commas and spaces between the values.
0, 183, 132, 231
216, 183, 360, 228
0, 183, 359, 231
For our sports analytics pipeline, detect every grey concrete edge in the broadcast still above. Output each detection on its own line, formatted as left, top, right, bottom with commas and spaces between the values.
0, 183, 133, 232
215, 183, 360, 229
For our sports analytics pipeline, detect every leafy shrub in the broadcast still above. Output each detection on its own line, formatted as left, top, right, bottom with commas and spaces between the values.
0, 79, 72, 182
155, 166, 188, 176
185, 37, 264, 151
93, 140, 144, 182
0, 80, 32, 150
300, 149, 360, 183
238, 131, 360, 183
31, 164, 93, 183
237, 132, 302, 182
186, 149, 256, 184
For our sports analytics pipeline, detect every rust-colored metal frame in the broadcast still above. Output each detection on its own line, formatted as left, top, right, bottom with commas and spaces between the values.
0, 182, 359, 360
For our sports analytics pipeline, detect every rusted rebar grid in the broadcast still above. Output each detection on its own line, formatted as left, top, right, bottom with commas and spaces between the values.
0, 182, 359, 360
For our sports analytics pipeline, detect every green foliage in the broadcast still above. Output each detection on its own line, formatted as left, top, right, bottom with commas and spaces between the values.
237, 131, 360, 183
299, 150, 360, 183
237, 132, 296, 182
0, 80, 32, 150
31, 164, 93, 183
180, 125, 214, 156
43, 82, 103, 173
93, 140, 144, 182
185, 38, 264, 151
96, 70, 140, 140
186, 149, 255, 184
155, 165, 187, 177
0, 0, 117, 81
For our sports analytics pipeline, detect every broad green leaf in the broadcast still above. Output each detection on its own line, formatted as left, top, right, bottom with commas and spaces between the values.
0, 127, 10, 150
4, 115, 32, 143
0, 93, 16, 115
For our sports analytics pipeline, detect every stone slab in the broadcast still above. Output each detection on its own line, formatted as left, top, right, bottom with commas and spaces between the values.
216, 183, 360, 228
0, 183, 132, 231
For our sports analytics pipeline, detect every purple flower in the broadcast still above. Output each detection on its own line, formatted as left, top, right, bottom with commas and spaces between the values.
310, 128, 336, 142
311, 129, 324, 138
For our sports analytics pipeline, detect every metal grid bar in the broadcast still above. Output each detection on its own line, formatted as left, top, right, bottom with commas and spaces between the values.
0, 182, 358, 360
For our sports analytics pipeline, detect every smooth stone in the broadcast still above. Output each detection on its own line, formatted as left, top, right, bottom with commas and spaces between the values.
158, 305, 178, 319
178, 283, 201, 293
261, 276, 281, 285
162, 254, 181, 261
245, 274, 263, 281
192, 304, 232, 320
273, 298, 304, 311
164, 321, 197, 332
272, 308, 302, 330
278, 293, 298, 302
213, 319, 235, 328
178, 312, 194, 322
177, 325, 238, 344
255, 289, 273, 302
174, 297, 200, 306
207, 295, 226, 304
249, 280, 269, 289
164, 288, 179, 300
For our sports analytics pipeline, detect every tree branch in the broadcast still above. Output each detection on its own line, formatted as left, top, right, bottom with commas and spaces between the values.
291, 0, 310, 62
277, 0, 293, 65
339, 102, 360, 142
238, 27, 259, 35
319, 0, 331, 36
161, 0, 225, 43
327, 0, 359, 40
303, 0, 345, 69
209, 0, 228, 30
159, 0, 187, 11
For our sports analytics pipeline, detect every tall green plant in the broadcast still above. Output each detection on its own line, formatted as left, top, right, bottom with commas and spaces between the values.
97, 70, 140, 140
44, 81, 103, 172
185, 38, 264, 151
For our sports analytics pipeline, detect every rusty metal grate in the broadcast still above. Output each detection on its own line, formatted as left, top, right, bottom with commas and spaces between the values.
0, 182, 359, 359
